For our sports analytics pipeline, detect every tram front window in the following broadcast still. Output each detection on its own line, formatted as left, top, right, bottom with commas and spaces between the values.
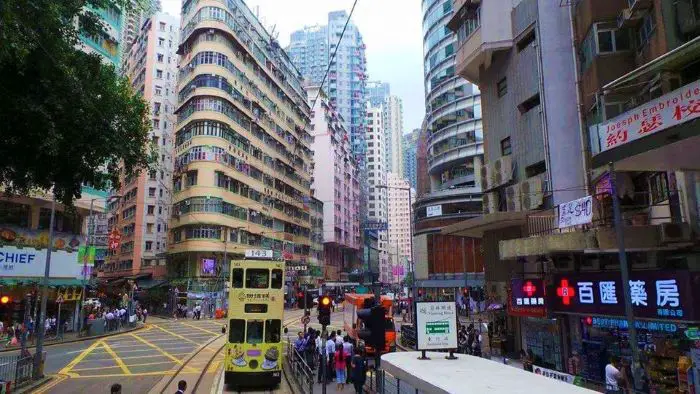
246, 269, 269, 289
229, 319, 245, 343
265, 319, 281, 343
247, 320, 264, 344
231, 268, 243, 288
271, 269, 283, 288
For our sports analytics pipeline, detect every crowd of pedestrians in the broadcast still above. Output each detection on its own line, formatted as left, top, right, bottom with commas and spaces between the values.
293, 328, 367, 393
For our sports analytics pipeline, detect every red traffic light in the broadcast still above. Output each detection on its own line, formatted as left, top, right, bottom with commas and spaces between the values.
0, 296, 10, 304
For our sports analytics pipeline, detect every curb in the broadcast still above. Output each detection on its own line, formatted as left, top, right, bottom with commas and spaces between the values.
15, 375, 52, 394
0, 324, 145, 354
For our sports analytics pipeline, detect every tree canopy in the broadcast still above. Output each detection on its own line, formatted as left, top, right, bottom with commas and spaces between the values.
0, 0, 152, 206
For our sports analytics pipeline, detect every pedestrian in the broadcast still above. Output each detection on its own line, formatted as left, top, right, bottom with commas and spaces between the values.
335, 330, 343, 346
334, 342, 346, 391
143, 308, 148, 323
317, 332, 327, 383
110, 383, 122, 393
605, 355, 623, 394
326, 333, 336, 382
351, 348, 366, 394
343, 336, 353, 383
176, 379, 187, 394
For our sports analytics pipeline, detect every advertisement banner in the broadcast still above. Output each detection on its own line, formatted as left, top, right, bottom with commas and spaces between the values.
548, 271, 700, 321
416, 301, 458, 351
426, 205, 442, 218
508, 279, 547, 317
599, 79, 700, 152
558, 196, 593, 229
0, 245, 84, 278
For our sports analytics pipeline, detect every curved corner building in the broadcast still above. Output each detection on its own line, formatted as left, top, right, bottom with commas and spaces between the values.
416, 0, 483, 234
170, 0, 314, 293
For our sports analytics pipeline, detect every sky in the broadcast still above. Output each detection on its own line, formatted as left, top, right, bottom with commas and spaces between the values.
161, 0, 426, 133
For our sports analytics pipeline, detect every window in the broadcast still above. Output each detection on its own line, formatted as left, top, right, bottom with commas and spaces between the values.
158, 37, 165, 47
159, 22, 166, 31
229, 319, 244, 343
149, 187, 156, 197
156, 69, 163, 78
246, 320, 263, 344
580, 23, 631, 71
145, 241, 152, 251
497, 78, 507, 98
147, 223, 154, 233
155, 86, 162, 96
265, 319, 281, 343
231, 268, 244, 288
517, 29, 536, 52
649, 172, 668, 204
271, 269, 283, 288
157, 224, 161, 232
637, 11, 656, 50
246, 269, 269, 289
147, 205, 155, 215
157, 53, 164, 62
501, 137, 512, 156
159, 188, 164, 197
152, 119, 159, 128
186, 170, 198, 186
517, 93, 540, 114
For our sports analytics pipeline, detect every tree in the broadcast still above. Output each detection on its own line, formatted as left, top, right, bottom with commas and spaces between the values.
0, 0, 152, 206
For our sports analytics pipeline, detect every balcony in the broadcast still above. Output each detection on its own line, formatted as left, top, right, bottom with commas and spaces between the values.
453, 0, 513, 84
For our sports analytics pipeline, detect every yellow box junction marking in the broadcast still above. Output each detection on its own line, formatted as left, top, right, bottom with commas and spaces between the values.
179, 321, 220, 335
129, 333, 198, 373
58, 340, 103, 376
100, 340, 132, 375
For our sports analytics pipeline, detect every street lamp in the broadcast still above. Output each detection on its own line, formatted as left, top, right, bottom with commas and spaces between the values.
374, 183, 415, 324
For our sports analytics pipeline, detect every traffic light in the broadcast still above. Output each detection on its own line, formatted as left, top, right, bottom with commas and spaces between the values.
0, 296, 10, 305
357, 303, 386, 353
317, 295, 331, 326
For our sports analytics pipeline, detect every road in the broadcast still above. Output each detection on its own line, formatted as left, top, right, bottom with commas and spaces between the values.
19, 310, 334, 393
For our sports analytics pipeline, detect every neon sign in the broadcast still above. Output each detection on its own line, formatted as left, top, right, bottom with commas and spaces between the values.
509, 279, 546, 317
556, 279, 576, 305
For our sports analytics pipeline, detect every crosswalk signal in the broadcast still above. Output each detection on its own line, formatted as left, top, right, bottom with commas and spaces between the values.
357, 302, 386, 354
317, 295, 331, 327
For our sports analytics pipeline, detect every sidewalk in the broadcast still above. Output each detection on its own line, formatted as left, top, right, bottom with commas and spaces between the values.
0, 321, 144, 353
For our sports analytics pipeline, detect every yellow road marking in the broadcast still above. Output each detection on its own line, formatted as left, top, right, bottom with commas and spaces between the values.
73, 352, 193, 362
129, 333, 198, 372
34, 374, 68, 394
70, 370, 179, 378
72, 359, 177, 372
100, 340, 132, 375
179, 321, 220, 335
58, 340, 103, 375
152, 324, 201, 345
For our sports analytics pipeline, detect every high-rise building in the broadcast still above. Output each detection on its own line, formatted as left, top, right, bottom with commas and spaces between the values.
288, 25, 328, 85
103, 12, 179, 279
365, 103, 389, 280
307, 85, 361, 282
367, 80, 390, 107
412, 0, 485, 292
307, 197, 324, 286
79, 3, 124, 67
386, 172, 414, 284
120, 0, 162, 69
170, 0, 314, 293
383, 95, 404, 177
402, 129, 421, 190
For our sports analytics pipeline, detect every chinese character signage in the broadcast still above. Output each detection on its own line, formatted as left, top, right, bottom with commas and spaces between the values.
533, 365, 576, 385
416, 301, 458, 351
549, 271, 699, 321
363, 221, 388, 231
598, 79, 700, 152
508, 279, 547, 317
558, 196, 593, 229
426, 205, 442, 218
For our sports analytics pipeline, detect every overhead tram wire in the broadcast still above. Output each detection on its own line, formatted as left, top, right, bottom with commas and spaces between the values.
310, 0, 360, 110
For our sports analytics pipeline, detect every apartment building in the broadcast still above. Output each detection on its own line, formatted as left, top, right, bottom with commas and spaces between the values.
383, 95, 405, 177
103, 12, 179, 279
386, 173, 414, 284
307, 85, 361, 282
366, 104, 389, 279
367, 81, 391, 107
169, 0, 314, 294
402, 129, 421, 190
288, 25, 328, 85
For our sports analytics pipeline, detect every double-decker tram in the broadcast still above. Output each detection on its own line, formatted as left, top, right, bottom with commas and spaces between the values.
224, 252, 284, 389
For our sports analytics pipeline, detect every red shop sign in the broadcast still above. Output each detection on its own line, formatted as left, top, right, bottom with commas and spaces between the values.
508, 278, 547, 318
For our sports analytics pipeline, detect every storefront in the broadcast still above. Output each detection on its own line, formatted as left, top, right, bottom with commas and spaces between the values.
549, 270, 700, 392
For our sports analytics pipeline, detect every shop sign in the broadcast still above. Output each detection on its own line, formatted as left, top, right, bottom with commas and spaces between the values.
416, 301, 458, 351
558, 196, 593, 229
590, 317, 678, 333
549, 271, 699, 321
508, 279, 546, 318
363, 221, 388, 231
426, 205, 442, 218
0, 245, 83, 278
685, 327, 700, 340
533, 365, 576, 385
598, 78, 700, 152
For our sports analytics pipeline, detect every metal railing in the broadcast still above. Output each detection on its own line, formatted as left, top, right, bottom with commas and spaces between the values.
285, 340, 314, 394
0, 352, 45, 389
365, 368, 424, 394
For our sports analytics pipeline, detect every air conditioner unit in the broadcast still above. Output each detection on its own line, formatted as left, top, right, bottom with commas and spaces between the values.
660, 222, 691, 244
480, 164, 491, 190
493, 159, 504, 187
483, 191, 498, 214
499, 155, 513, 186
505, 185, 521, 212
520, 176, 544, 210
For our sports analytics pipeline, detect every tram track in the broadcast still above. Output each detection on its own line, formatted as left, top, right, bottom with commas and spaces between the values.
153, 333, 226, 394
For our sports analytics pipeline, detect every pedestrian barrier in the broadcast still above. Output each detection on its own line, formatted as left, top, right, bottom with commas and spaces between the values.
0, 351, 46, 390
399, 325, 416, 350
285, 340, 314, 394
365, 368, 423, 394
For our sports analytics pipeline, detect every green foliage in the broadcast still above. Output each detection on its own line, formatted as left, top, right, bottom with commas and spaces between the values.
0, 0, 152, 206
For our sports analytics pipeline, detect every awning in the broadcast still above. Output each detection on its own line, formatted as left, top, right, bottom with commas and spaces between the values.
137, 279, 169, 290
440, 211, 528, 238
416, 275, 484, 288
603, 35, 700, 92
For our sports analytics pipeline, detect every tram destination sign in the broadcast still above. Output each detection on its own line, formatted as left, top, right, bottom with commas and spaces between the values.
245, 249, 274, 259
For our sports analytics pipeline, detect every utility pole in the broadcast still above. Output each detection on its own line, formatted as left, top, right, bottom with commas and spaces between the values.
78, 198, 95, 334
34, 196, 56, 377
609, 162, 641, 390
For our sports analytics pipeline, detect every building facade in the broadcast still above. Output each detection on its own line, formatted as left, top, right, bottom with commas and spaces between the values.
170, 0, 314, 297
307, 85, 361, 282
383, 95, 404, 177
120, 0, 162, 70
287, 25, 328, 85
366, 103, 389, 279
367, 80, 391, 107
402, 128, 421, 190
412, 0, 485, 293
79, 3, 124, 67
386, 172, 414, 284
103, 12, 180, 279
